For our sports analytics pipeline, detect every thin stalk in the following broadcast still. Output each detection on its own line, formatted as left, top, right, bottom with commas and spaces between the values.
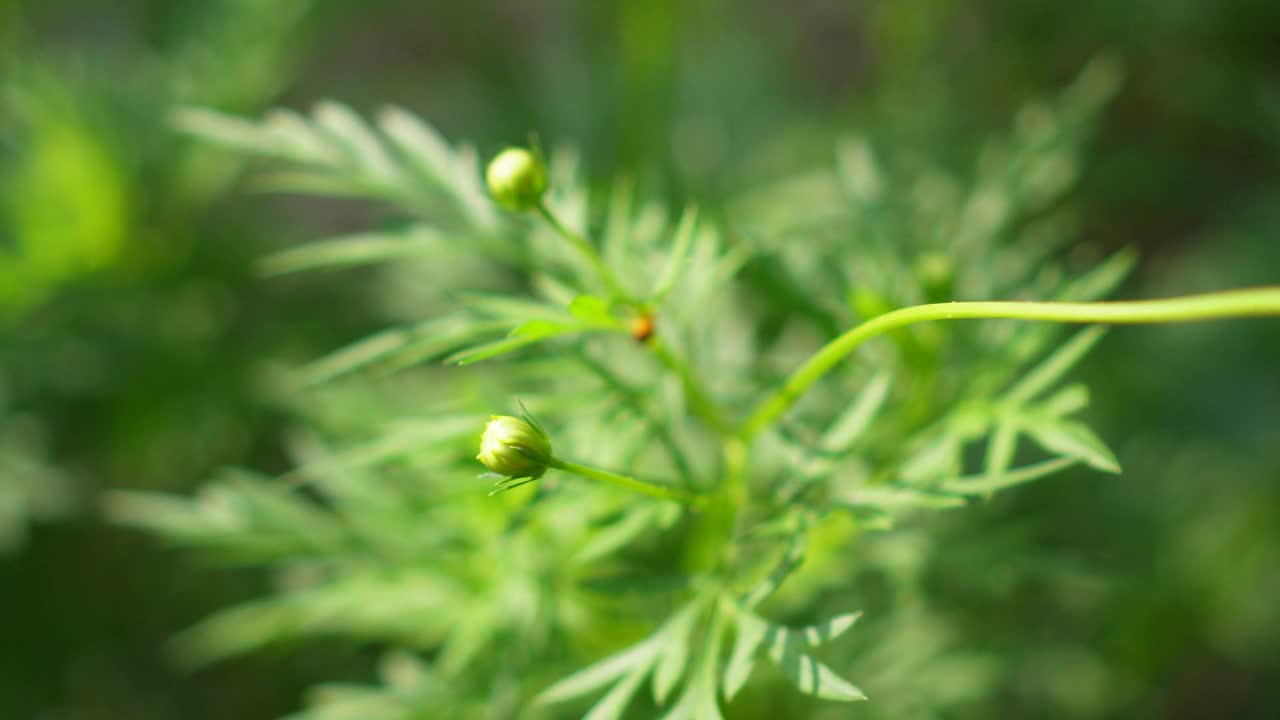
647, 336, 733, 437
535, 201, 729, 438
682, 438, 748, 572
741, 287, 1280, 441
573, 346, 697, 489
536, 201, 631, 301
548, 457, 707, 507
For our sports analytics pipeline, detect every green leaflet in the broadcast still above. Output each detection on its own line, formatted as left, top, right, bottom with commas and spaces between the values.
724, 603, 865, 703
313, 100, 400, 181
818, 372, 893, 455
1006, 325, 1108, 404
446, 294, 621, 365
257, 227, 445, 276
939, 456, 1083, 495
378, 106, 456, 188
653, 601, 703, 704
722, 609, 767, 700
535, 597, 716, 718
292, 317, 506, 387
173, 106, 281, 157
568, 294, 616, 325
1023, 417, 1122, 473
534, 629, 663, 705
652, 205, 700, 302
175, 102, 497, 230
765, 633, 866, 702
838, 486, 968, 511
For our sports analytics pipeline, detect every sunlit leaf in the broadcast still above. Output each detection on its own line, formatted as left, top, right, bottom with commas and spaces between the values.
313, 101, 398, 180
651, 206, 699, 302
939, 456, 1082, 495
257, 228, 444, 276
839, 486, 967, 511
583, 668, 650, 720
535, 636, 662, 705
1023, 418, 1121, 473
1041, 383, 1090, 417
1006, 325, 1108, 404
378, 106, 455, 186
568, 294, 618, 326
983, 418, 1019, 484
654, 602, 702, 704
819, 372, 892, 455
743, 535, 806, 609
722, 611, 766, 700
763, 628, 865, 702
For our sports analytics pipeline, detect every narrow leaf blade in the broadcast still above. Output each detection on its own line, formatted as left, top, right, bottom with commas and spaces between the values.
983, 418, 1019, 484
1024, 419, 1122, 473
257, 229, 441, 276
173, 107, 277, 156
651, 206, 699, 301
445, 322, 576, 365
653, 604, 701, 704
796, 611, 863, 648
568, 294, 618, 327
313, 101, 398, 180
723, 613, 767, 700
1007, 326, 1108, 404
583, 668, 650, 720
938, 456, 1082, 495
378, 106, 455, 186
535, 637, 661, 705
764, 630, 866, 702
819, 372, 892, 454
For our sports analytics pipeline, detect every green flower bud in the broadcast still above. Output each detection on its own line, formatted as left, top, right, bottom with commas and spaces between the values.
486, 147, 548, 211
478, 414, 552, 480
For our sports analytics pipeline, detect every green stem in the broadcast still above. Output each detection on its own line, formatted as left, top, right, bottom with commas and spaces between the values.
647, 336, 732, 437
741, 287, 1280, 441
537, 201, 631, 301
548, 457, 707, 507
572, 346, 697, 489
538, 202, 729, 439
683, 438, 747, 572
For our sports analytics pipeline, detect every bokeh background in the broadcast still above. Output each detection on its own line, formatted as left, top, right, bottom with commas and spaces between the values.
2, 1, 1278, 718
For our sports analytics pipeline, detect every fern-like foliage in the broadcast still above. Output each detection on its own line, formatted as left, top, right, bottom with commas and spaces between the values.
113, 57, 1129, 718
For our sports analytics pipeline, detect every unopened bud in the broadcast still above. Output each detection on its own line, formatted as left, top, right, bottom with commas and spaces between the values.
478, 414, 552, 480
486, 147, 548, 211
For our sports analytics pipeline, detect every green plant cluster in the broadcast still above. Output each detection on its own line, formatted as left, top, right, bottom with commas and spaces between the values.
108, 56, 1280, 719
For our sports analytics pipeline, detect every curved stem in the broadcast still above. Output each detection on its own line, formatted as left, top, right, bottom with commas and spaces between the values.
740, 287, 1280, 441
537, 201, 631, 302
548, 457, 707, 507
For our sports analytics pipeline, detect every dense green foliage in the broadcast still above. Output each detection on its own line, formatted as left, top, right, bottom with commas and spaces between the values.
104, 60, 1134, 719
3, 2, 1280, 719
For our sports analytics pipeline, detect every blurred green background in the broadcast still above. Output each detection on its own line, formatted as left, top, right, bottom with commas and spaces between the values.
1, 1, 1278, 718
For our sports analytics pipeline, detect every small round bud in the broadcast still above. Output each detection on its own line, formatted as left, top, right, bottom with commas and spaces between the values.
486, 147, 548, 211
478, 414, 552, 480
